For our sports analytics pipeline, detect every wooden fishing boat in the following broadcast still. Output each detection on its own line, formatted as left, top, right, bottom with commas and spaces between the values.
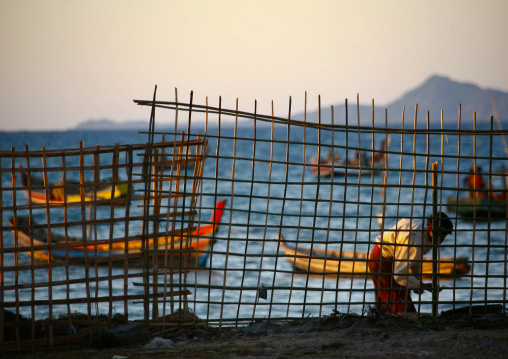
309, 156, 387, 177
78, 199, 226, 251
19, 165, 130, 205
276, 234, 470, 279
7, 199, 226, 266
446, 196, 507, 220
309, 139, 389, 178
309, 154, 347, 177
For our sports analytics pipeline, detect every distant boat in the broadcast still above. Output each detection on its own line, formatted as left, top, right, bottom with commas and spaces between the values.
309, 153, 347, 177
276, 233, 470, 279
19, 165, 130, 205
309, 139, 389, 178
446, 196, 506, 220
8, 199, 226, 266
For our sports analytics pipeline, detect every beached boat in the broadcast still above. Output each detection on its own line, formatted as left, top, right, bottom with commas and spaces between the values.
446, 196, 507, 220
8, 199, 226, 266
276, 233, 470, 279
19, 165, 130, 205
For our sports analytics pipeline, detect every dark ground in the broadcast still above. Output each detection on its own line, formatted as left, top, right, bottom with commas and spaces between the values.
7, 306, 508, 359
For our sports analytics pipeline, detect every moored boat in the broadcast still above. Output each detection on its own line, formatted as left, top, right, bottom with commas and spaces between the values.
7, 199, 226, 266
19, 165, 130, 205
309, 153, 347, 177
276, 233, 470, 279
309, 139, 389, 178
446, 196, 507, 220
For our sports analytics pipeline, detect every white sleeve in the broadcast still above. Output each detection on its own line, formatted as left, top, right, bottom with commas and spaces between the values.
393, 242, 421, 288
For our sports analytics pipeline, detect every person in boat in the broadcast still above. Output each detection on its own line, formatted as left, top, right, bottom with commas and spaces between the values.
368, 212, 453, 314
372, 140, 387, 163
465, 166, 486, 200
326, 149, 341, 163
347, 150, 368, 166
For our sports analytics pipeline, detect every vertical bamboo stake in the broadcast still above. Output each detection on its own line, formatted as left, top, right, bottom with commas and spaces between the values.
141, 145, 152, 322
485, 117, 494, 307
252, 100, 275, 322
202, 96, 214, 323
41, 146, 54, 346
60, 152, 72, 335
110, 145, 120, 322
420, 111, 433, 317
92, 148, 100, 320
123, 145, 133, 322
181, 92, 195, 317
357, 93, 362, 170
348, 95, 362, 313
336, 98, 348, 310
220, 99, 238, 323
236, 99, 257, 322
408, 107, 420, 313
452, 104, 462, 312
207, 96, 222, 323
77, 141, 93, 337
321, 104, 334, 317
303, 95, 322, 316
141, 86, 157, 322
270, 96, 292, 319
0, 146, 3, 346
395, 106, 405, 225
23, 145, 37, 340
468, 112, 477, 314
9, 147, 20, 347
286, 92, 306, 319
431, 161, 439, 317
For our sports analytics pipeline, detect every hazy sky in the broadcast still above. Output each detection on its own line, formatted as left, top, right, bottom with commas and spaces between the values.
1, 0, 508, 131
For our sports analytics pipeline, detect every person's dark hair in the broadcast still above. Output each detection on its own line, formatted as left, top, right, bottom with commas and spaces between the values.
426, 212, 453, 236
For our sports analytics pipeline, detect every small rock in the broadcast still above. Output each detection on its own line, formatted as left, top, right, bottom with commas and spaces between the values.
143, 337, 175, 349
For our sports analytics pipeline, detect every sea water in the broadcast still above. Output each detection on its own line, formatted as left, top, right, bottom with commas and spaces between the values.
1, 122, 507, 321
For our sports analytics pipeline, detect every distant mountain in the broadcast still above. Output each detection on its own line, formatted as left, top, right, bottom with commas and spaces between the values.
387, 75, 508, 124
73, 119, 149, 130
292, 75, 508, 128
75, 76, 508, 130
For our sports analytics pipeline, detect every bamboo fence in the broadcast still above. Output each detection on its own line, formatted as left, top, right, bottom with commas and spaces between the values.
1, 134, 210, 351
1, 88, 507, 351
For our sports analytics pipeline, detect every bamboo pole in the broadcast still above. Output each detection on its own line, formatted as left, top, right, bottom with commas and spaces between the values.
336, 98, 348, 311
491, 97, 508, 158
432, 161, 439, 317
286, 92, 306, 319
41, 146, 55, 346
